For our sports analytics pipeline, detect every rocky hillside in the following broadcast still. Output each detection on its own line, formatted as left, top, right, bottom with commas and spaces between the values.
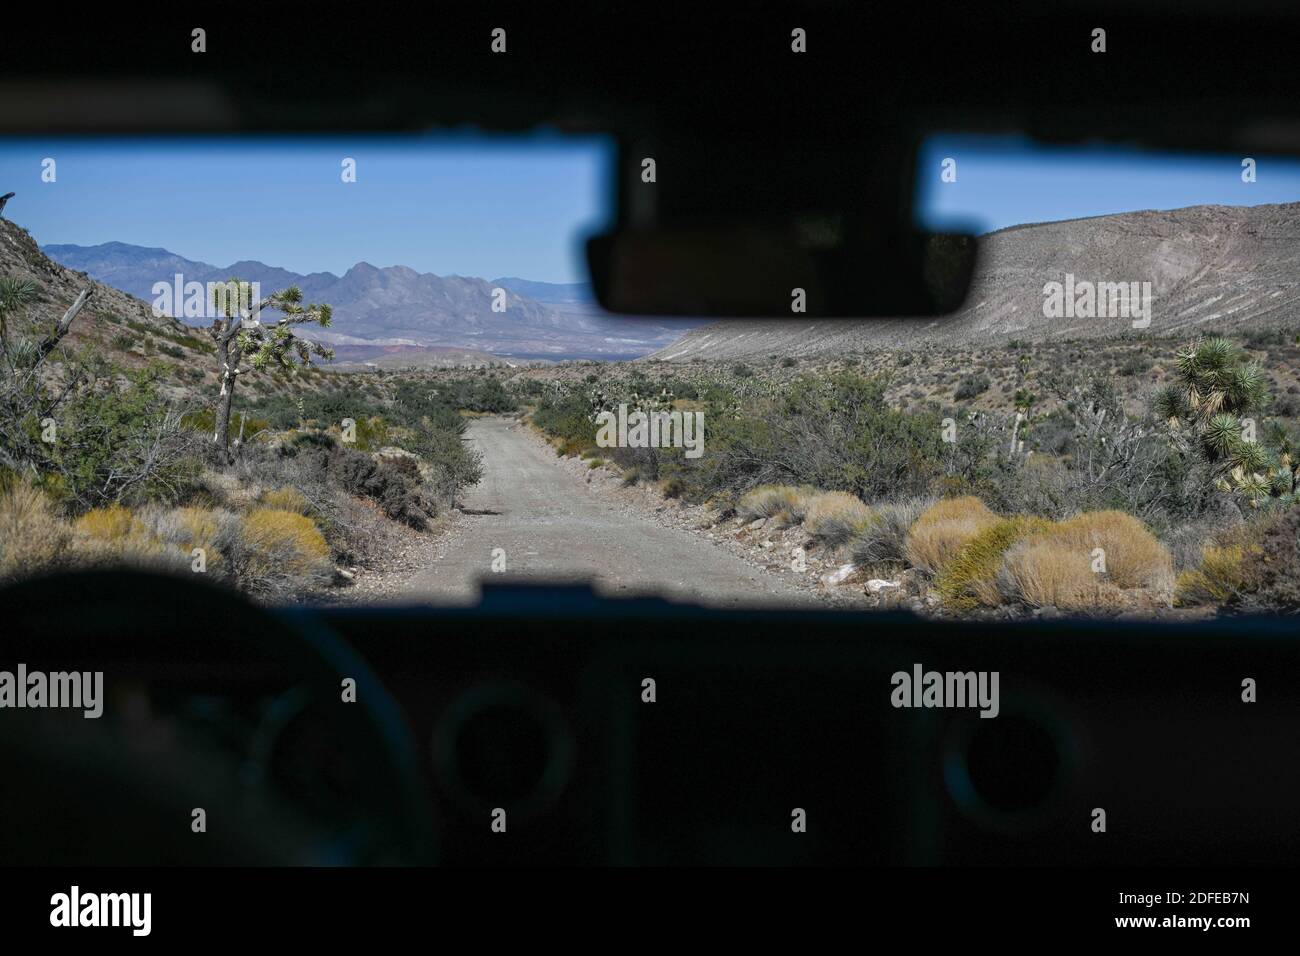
2, 222, 189, 341
0, 219, 345, 406
651, 202, 1300, 361
1, 219, 214, 399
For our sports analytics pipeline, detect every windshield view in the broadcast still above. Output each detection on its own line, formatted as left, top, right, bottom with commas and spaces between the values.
3, 136, 1297, 618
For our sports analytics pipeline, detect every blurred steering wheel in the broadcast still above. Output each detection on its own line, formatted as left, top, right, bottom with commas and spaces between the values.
0, 570, 435, 865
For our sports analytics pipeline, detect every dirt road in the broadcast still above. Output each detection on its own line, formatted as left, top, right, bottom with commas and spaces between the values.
406, 416, 817, 607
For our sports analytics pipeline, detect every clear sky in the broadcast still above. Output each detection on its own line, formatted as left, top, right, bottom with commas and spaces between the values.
0, 135, 613, 283
3, 133, 1299, 281
916, 134, 1300, 235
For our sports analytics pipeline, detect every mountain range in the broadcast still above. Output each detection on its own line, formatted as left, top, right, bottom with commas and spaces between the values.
40, 202, 1300, 367
40, 241, 702, 361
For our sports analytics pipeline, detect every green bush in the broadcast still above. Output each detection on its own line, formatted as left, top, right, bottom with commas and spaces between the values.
954, 373, 991, 401
531, 391, 598, 452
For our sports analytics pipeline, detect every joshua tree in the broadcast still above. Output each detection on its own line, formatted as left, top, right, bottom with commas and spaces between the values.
209, 279, 333, 463
1154, 336, 1297, 507
0, 277, 94, 472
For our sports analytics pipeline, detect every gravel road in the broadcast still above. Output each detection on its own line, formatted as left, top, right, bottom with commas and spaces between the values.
406, 416, 818, 608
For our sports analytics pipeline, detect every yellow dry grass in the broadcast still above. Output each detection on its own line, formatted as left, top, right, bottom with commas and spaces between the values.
803, 491, 874, 548
0, 478, 71, 581
904, 496, 999, 574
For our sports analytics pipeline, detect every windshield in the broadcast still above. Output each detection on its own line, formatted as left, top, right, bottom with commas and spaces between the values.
2, 133, 1297, 619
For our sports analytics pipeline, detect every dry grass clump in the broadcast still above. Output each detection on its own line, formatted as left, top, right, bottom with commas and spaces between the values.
803, 491, 874, 549
1175, 507, 1300, 611
850, 496, 932, 570
24, 495, 336, 601
735, 484, 822, 528
1175, 543, 1253, 606
260, 486, 311, 515
0, 477, 72, 582
995, 511, 1170, 611
904, 496, 998, 574
74, 503, 137, 542
998, 537, 1122, 611
136, 505, 241, 577
737, 485, 802, 522
936, 516, 1052, 610
1046, 510, 1172, 590
192, 468, 262, 511
235, 507, 333, 596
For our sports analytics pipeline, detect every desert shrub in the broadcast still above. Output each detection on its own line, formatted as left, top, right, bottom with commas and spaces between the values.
995, 511, 1172, 610
849, 496, 932, 569
664, 378, 699, 400
803, 491, 873, 549
1239, 505, 1300, 611
1118, 354, 1151, 376
1045, 510, 1172, 590
998, 537, 1122, 611
350, 416, 391, 452
531, 391, 598, 453
1163, 518, 1232, 574
231, 508, 332, 598
936, 516, 1053, 610
282, 430, 338, 456
1175, 544, 1253, 606
260, 486, 311, 515
0, 476, 72, 581
332, 450, 430, 528
315, 493, 400, 569
675, 373, 948, 506
435, 377, 516, 413
24, 365, 202, 510
70, 503, 192, 573
401, 421, 483, 506
661, 475, 685, 499
181, 407, 273, 443
239, 442, 391, 569
904, 496, 998, 574
74, 503, 138, 542
1272, 394, 1300, 418
954, 373, 991, 401
134, 505, 241, 579
737, 485, 801, 522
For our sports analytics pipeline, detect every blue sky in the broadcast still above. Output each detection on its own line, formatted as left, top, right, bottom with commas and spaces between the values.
2, 133, 1299, 282
0, 135, 613, 283
916, 134, 1300, 235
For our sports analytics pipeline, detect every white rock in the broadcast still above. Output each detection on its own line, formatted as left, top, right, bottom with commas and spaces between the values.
866, 578, 900, 592
822, 563, 857, 586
